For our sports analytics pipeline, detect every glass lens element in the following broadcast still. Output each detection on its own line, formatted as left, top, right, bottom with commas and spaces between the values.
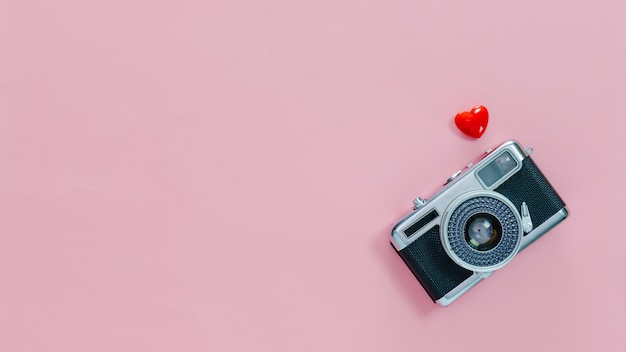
464, 213, 503, 251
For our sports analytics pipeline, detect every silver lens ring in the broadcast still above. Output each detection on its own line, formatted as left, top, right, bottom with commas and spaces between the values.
441, 191, 522, 272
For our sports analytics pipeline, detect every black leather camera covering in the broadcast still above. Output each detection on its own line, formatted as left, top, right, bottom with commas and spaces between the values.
494, 157, 566, 228
396, 225, 473, 301
395, 156, 566, 302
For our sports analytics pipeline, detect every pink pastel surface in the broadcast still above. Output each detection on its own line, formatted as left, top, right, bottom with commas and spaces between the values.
2, 1, 625, 351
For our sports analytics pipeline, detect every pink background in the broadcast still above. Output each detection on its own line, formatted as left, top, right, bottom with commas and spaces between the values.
2, 1, 625, 351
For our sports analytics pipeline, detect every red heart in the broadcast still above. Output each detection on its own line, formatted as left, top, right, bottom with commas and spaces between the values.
455, 105, 489, 138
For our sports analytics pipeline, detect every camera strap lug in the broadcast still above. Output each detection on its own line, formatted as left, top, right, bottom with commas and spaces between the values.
525, 146, 534, 155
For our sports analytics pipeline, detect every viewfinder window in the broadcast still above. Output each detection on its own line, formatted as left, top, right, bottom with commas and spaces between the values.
477, 151, 518, 187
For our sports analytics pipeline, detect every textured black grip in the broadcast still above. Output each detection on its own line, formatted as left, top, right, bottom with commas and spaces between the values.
396, 226, 473, 301
494, 156, 566, 228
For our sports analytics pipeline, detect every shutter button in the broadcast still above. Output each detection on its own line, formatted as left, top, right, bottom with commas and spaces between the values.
445, 170, 462, 185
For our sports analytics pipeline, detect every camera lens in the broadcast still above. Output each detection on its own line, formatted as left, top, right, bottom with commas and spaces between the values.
441, 192, 523, 272
464, 213, 503, 251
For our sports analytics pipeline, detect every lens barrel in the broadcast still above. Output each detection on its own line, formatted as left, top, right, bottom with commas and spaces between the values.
441, 192, 523, 272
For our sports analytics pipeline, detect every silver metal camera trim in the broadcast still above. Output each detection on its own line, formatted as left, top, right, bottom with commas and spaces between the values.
390, 140, 570, 306
440, 190, 523, 274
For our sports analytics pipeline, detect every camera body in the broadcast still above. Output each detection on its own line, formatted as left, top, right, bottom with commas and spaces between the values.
391, 140, 568, 306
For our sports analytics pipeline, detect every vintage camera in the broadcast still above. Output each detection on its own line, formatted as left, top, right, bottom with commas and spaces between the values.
391, 140, 568, 306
